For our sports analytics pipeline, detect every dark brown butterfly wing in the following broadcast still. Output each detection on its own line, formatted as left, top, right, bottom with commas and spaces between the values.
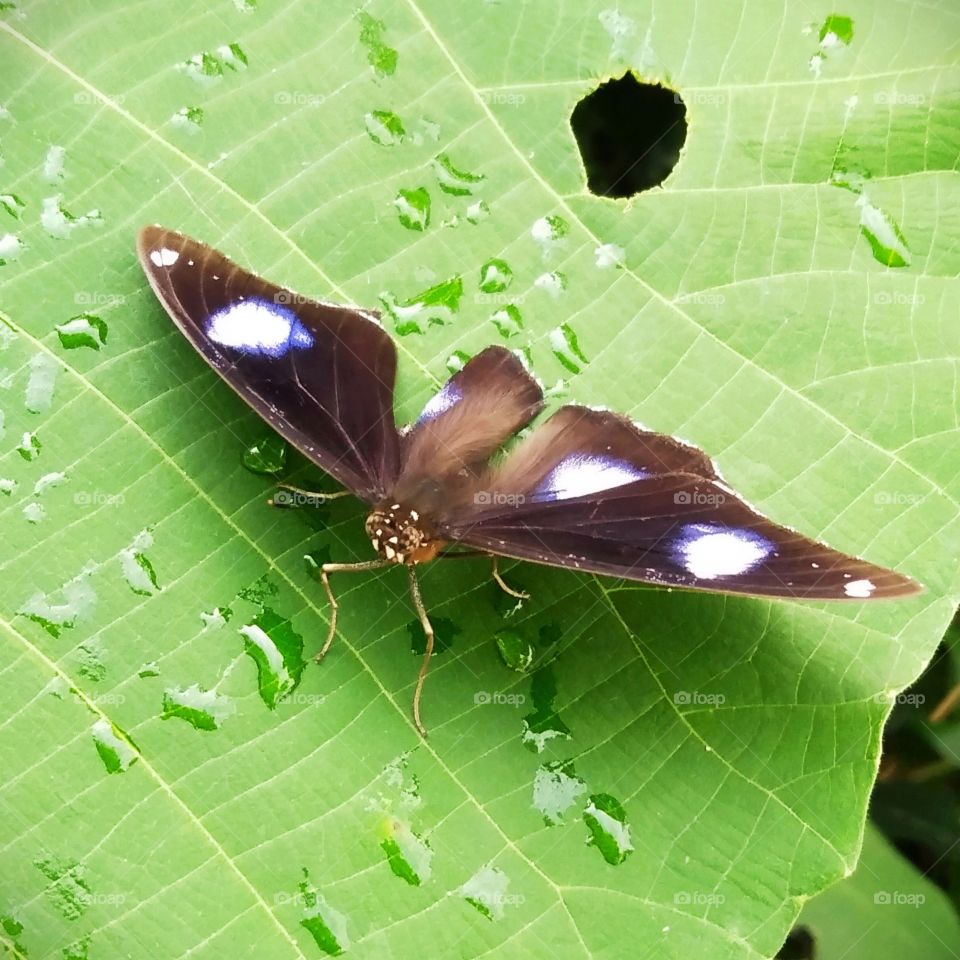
390, 346, 543, 515
137, 225, 399, 502
438, 406, 921, 600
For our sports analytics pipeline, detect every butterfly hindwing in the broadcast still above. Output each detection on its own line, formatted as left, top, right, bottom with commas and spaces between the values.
137, 226, 400, 502
438, 406, 919, 600
390, 346, 543, 515
476, 405, 718, 501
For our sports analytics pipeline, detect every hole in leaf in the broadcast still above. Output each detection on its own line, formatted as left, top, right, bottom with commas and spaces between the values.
571, 72, 687, 198
776, 926, 815, 959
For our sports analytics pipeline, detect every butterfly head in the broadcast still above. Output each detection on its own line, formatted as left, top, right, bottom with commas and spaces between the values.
365, 503, 443, 565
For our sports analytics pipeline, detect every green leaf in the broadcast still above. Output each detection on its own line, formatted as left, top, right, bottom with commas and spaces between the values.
796, 823, 960, 957
0, 2, 957, 959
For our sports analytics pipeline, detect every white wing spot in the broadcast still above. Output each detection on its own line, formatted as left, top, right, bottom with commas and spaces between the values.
844, 578, 875, 598
206, 298, 313, 358
149, 247, 179, 267
536, 454, 648, 500
674, 524, 773, 580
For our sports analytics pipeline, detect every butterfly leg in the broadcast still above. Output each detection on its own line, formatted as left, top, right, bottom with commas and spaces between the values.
315, 560, 390, 663
491, 555, 529, 600
407, 566, 434, 737
269, 483, 352, 508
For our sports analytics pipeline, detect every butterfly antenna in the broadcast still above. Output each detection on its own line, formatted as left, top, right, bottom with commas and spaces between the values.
315, 560, 389, 662
407, 566, 434, 737
491, 555, 529, 600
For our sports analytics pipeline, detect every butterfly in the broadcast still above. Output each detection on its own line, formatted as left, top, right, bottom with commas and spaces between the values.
137, 225, 922, 734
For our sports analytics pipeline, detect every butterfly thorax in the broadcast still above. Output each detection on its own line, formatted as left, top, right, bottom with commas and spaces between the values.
365, 503, 445, 565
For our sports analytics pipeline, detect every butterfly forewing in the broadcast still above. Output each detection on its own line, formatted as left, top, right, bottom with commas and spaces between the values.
137, 226, 399, 502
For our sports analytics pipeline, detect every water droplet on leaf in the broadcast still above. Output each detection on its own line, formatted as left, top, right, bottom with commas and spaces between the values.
242, 433, 288, 474
56, 314, 108, 351
549, 323, 589, 374
393, 186, 431, 231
